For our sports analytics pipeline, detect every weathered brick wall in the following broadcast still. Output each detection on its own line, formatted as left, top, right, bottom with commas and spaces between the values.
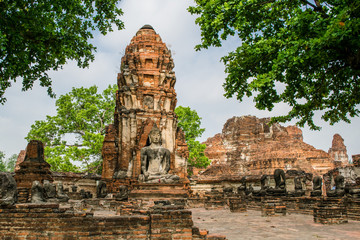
188, 193, 360, 221
149, 207, 193, 239
0, 203, 227, 239
345, 199, 360, 221
0, 203, 150, 239
202, 116, 335, 176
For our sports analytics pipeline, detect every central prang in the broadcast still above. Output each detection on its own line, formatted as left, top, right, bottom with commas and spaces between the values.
101, 24, 189, 191
140, 125, 179, 183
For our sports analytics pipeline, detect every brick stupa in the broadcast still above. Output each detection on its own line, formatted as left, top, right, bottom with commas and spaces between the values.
101, 25, 189, 196
14, 140, 53, 202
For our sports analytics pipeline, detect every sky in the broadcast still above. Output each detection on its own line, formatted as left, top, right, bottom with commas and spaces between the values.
0, 0, 359, 161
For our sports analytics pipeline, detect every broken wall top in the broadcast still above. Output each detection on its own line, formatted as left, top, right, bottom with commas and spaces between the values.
202, 116, 335, 177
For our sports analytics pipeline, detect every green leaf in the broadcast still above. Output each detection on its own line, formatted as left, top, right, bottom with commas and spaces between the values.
26, 84, 117, 173
0, 0, 124, 104
175, 106, 210, 172
189, 0, 360, 130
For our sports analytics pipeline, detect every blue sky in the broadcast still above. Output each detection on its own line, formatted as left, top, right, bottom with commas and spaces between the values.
1, 0, 359, 161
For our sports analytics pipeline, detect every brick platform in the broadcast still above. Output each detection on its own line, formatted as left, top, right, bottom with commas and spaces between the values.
204, 191, 226, 210
228, 197, 247, 213
0, 203, 227, 239
261, 198, 286, 217
313, 198, 348, 224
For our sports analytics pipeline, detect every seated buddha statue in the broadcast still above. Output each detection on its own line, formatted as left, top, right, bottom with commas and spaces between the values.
327, 175, 345, 197
139, 125, 179, 183
310, 176, 323, 197
268, 169, 286, 196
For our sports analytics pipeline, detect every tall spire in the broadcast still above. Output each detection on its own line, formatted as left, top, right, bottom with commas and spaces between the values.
101, 25, 188, 181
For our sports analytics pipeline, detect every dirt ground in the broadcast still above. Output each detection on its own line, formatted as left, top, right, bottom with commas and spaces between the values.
191, 208, 360, 240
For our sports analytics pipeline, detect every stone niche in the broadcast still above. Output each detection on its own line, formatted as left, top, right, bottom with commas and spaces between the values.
101, 25, 189, 191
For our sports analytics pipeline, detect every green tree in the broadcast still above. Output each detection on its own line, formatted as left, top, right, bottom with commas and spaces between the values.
5, 154, 17, 172
175, 106, 210, 171
188, 0, 360, 130
0, 151, 6, 172
26, 84, 117, 173
0, 151, 16, 172
0, 0, 124, 104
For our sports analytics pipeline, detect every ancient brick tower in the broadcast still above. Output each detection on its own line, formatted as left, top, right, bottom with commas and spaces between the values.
102, 25, 188, 184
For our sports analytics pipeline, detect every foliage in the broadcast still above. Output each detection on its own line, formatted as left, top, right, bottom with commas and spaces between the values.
0, 151, 17, 172
186, 139, 209, 169
5, 154, 17, 172
175, 106, 210, 170
0, 151, 6, 172
26, 84, 117, 173
0, 0, 124, 104
188, 0, 360, 130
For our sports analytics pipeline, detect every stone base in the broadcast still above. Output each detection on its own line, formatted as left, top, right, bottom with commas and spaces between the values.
228, 197, 247, 212
204, 191, 226, 210
261, 198, 286, 217
129, 183, 188, 199
346, 198, 360, 221
313, 198, 348, 224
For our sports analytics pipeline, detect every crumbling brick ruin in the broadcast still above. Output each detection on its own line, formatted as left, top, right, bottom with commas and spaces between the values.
187, 115, 360, 225
1, 25, 228, 240
202, 116, 343, 176
101, 25, 189, 198
14, 140, 53, 203
1, 24, 360, 239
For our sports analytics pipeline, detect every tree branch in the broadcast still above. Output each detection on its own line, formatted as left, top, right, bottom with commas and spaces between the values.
301, 0, 318, 9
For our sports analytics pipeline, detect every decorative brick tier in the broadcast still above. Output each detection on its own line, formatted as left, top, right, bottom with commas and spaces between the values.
261, 198, 286, 216
313, 198, 348, 224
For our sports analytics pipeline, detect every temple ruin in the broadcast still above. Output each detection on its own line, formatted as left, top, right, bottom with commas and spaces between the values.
202, 116, 335, 176
1, 25, 360, 239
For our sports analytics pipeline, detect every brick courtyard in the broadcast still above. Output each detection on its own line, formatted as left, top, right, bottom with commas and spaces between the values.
191, 208, 360, 240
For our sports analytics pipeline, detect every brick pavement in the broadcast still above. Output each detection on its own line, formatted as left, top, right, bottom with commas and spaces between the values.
191, 208, 360, 240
